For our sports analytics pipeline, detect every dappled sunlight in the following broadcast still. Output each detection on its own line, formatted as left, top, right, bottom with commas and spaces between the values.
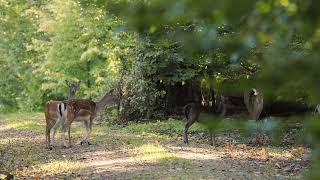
220, 143, 310, 162
0, 113, 311, 179
131, 143, 176, 162
23, 159, 82, 176
0, 113, 43, 133
0, 120, 42, 132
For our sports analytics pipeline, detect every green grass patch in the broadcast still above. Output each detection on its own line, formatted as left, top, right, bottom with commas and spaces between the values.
124, 118, 207, 136
0, 113, 43, 133
158, 156, 192, 167
29, 159, 82, 175
132, 143, 176, 162
123, 117, 249, 139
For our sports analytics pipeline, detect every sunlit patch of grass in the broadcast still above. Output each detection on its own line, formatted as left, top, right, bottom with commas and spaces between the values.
289, 147, 307, 158
262, 148, 293, 159
223, 143, 297, 160
0, 113, 43, 133
248, 147, 270, 161
26, 159, 82, 175
0, 174, 7, 179
132, 143, 176, 162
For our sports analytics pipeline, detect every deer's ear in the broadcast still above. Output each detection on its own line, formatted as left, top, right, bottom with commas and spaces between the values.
77, 80, 81, 86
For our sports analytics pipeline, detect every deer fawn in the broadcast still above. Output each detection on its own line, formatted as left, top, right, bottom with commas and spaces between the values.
50, 89, 118, 149
44, 80, 81, 149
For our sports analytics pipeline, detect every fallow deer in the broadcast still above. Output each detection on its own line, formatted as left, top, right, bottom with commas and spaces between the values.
183, 94, 227, 146
50, 89, 118, 149
315, 104, 320, 114
44, 80, 81, 149
244, 88, 264, 120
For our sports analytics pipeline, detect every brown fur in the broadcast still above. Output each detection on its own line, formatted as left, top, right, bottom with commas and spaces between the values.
184, 103, 216, 146
49, 89, 118, 148
244, 89, 264, 120
64, 99, 97, 118
44, 81, 81, 149
44, 101, 61, 148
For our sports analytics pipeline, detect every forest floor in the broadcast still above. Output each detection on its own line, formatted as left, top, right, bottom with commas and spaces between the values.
0, 113, 311, 179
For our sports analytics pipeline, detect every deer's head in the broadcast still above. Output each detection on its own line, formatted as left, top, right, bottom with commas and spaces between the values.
65, 80, 81, 99
103, 89, 118, 104
96, 89, 119, 110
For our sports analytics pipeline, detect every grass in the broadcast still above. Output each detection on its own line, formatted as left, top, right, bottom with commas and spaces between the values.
124, 118, 206, 135
0, 113, 87, 177
30, 159, 82, 175
0, 113, 199, 177
0, 138, 50, 175
0, 112, 310, 179
129, 142, 193, 178
132, 143, 176, 161
0, 112, 43, 133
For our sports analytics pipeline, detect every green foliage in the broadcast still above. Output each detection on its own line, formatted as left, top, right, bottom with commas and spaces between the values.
0, 0, 128, 111
1, 0, 320, 177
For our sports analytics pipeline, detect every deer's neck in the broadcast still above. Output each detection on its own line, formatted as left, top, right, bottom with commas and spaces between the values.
68, 94, 75, 99
96, 92, 112, 111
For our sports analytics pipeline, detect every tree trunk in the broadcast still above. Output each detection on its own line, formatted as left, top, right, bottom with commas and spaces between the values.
117, 73, 123, 123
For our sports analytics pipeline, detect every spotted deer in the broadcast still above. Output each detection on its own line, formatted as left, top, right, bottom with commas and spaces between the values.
50, 89, 118, 149
44, 80, 81, 149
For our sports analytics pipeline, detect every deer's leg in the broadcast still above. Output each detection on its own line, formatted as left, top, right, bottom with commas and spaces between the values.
61, 123, 68, 148
87, 117, 93, 145
61, 126, 66, 148
68, 126, 71, 147
184, 120, 194, 144
81, 119, 91, 145
50, 116, 63, 148
61, 120, 72, 148
46, 118, 56, 149
83, 120, 89, 144
50, 123, 58, 148
46, 124, 51, 149
209, 130, 215, 147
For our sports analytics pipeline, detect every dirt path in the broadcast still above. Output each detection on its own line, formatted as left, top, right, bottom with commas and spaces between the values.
0, 113, 310, 179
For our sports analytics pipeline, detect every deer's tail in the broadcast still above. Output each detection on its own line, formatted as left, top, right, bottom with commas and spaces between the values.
56, 102, 68, 128
57, 103, 67, 118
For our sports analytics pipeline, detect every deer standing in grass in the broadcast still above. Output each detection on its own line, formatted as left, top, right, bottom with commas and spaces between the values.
44, 80, 81, 149
184, 93, 227, 146
50, 89, 118, 149
244, 88, 263, 120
